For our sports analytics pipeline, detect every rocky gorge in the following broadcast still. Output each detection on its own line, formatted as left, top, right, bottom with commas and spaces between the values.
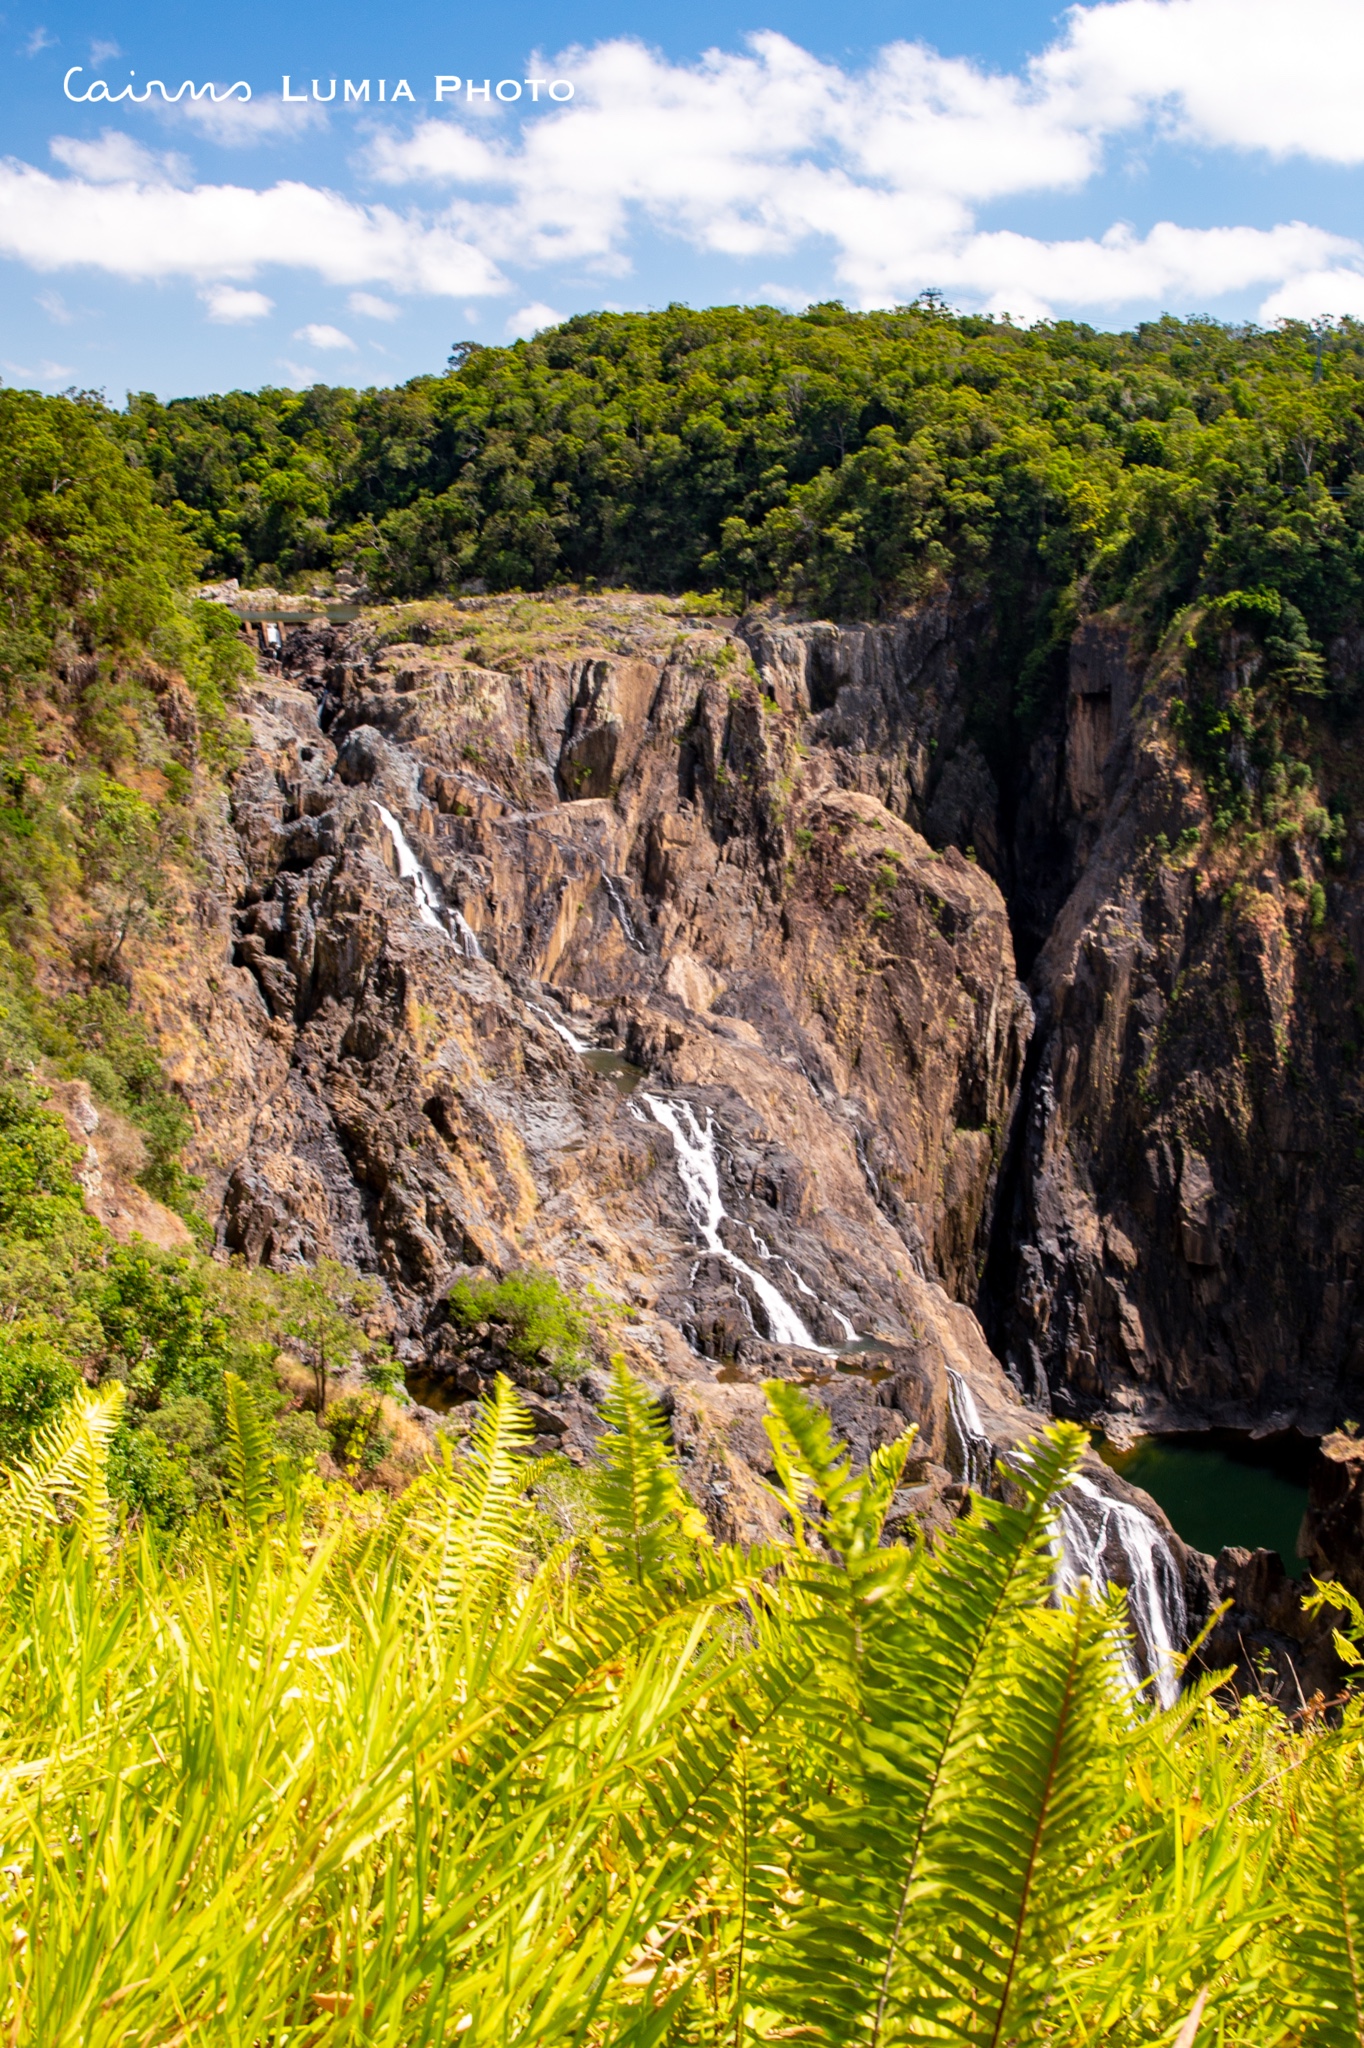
114, 581, 1364, 1699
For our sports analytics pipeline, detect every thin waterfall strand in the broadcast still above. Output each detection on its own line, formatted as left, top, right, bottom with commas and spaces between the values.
642, 1094, 824, 1350
528, 1003, 588, 1053
373, 803, 483, 956
603, 875, 645, 951
946, 1369, 993, 1491
452, 909, 484, 960
374, 802, 442, 928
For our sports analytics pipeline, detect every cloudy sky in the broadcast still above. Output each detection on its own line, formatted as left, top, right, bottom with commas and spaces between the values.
3, 0, 1364, 399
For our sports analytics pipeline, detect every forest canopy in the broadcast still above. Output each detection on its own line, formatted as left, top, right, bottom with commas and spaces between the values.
116, 305, 1364, 659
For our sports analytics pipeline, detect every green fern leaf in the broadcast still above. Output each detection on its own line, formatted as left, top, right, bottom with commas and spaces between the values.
764, 1379, 915, 1564
595, 1356, 708, 1585
1277, 1736, 1364, 2041
0, 1382, 126, 1557
222, 1371, 280, 1533
759, 1422, 1090, 2044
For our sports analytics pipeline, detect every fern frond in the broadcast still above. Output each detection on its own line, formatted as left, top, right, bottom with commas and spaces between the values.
1276, 1732, 1364, 2040
0, 1382, 125, 1557
764, 1380, 915, 1564
595, 1357, 708, 1586
764, 1379, 859, 1555
1303, 1577, 1364, 1668
850, 1431, 918, 1559
907, 1582, 1127, 2042
222, 1372, 281, 1534
759, 1422, 1090, 2045
400, 1374, 537, 1656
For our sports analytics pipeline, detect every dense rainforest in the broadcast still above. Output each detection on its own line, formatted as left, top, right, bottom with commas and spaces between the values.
122, 304, 1364, 799
3, 310, 1364, 2040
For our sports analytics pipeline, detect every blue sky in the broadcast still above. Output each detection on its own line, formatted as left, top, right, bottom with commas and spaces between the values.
3, 0, 1364, 400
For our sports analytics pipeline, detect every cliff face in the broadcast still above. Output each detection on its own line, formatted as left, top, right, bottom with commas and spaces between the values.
988, 620, 1364, 1440
129, 594, 1040, 1535
139, 585, 1364, 1523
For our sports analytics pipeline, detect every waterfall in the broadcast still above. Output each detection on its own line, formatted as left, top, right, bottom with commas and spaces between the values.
374, 802, 443, 928
452, 909, 484, 960
373, 802, 483, 956
750, 1230, 863, 1347
528, 1002, 588, 1053
602, 875, 645, 951
642, 1094, 825, 1350
1054, 1475, 1186, 1709
946, 1369, 993, 1492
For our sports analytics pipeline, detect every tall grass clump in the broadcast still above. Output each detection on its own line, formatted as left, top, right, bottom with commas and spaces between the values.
0, 1364, 1361, 2044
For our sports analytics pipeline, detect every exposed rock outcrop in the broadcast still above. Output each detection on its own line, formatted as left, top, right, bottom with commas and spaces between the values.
1301, 1430, 1364, 1604
104, 587, 1364, 1632
108, 594, 1034, 1538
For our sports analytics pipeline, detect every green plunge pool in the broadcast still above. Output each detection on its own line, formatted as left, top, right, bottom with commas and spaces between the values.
1096, 1431, 1316, 1573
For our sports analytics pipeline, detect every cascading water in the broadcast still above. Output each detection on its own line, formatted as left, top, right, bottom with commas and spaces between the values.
602, 875, 645, 952
452, 909, 484, 960
373, 802, 484, 957
528, 1002, 588, 1052
946, 1369, 994, 1491
641, 1094, 825, 1350
374, 802, 442, 928
1054, 1475, 1186, 1709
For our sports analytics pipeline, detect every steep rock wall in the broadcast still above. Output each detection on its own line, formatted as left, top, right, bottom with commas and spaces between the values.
130, 583, 1364, 1555
990, 622, 1364, 1437
129, 596, 1041, 1534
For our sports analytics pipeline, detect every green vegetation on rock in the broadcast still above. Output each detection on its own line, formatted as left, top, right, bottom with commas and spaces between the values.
447, 1263, 591, 1381
0, 1076, 403, 1527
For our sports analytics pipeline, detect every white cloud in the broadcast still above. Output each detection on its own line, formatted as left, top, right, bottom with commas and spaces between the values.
295, 322, 355, 348
156, 92, 329, 146
0, 159, 507, 298
51, 130, 189, 185
348, 290, 400, 319
10, 1, 1364, 326
90, 39, 121, 65
506, 301, 562, 337
278, 358, 318, 386
3, 357, 74, 384
1261, 268, 1364, 323
360, 12, 1364, 319
36, 288, 72, 324
1039, 0, 1364, 165
202, 283, 273, 322
364, 23, 1364, 319
23, 26, 55, 57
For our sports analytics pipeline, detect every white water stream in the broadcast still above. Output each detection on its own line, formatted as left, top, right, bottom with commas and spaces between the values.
373, 803, 484, 958
641, 1094, 827, 1350
946, 1369, 994, 1492
1054, 1474, 1186, 1709
528, 1002, 588, 1052
603, 875, 645, 951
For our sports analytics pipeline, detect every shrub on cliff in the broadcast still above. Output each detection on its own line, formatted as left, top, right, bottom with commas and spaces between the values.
0, 1082, 401, 1525
0, 389, 252, 945
446, 1263, 591, 1380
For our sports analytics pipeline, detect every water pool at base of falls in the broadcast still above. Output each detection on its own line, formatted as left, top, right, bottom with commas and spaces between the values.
581, 1048, 643, 1094
1096, 1431, 1317, 1573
